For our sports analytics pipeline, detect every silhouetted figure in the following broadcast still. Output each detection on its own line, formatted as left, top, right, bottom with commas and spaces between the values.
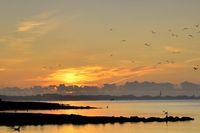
109, 28, 113, 31
163, 110, 169, 125
106, 106, 109, 108
164, 111, 168, 118
121, 39, 126, 42
163, 111, 169, 125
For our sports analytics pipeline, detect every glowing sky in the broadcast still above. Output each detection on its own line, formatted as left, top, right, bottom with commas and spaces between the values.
0, 0, 200, 87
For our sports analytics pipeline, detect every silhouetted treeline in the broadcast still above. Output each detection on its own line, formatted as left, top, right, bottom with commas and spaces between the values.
0, 81, 200, 96
0, 94, 200, 101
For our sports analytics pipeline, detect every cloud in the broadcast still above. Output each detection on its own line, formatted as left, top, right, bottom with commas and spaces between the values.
45, 65, 158, 86
185, 57, 200, 63
0, 11, 60, 54
0, 58, 25, 66
17, 21, 45, 32
16, 11, 58, 34
165, 46, 183, 54
0, 68, 6, 71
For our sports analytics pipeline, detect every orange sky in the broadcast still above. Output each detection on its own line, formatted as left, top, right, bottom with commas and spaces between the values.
0, 0, 200, 87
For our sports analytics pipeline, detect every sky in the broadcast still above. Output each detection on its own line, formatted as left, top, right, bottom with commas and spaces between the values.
0, 0, 200, 87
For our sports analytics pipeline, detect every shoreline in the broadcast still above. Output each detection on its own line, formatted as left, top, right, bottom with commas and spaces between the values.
0, 112, 194, 126
0, 101, 97, 111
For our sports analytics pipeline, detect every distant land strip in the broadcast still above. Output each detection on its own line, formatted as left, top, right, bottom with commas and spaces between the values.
0, 101, 96, 111
0, 113, 194, 126
1, 94, 200, 101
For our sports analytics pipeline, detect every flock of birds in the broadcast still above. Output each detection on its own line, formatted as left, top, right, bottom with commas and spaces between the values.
109, 24, 200, 71
41, 24, 200, 72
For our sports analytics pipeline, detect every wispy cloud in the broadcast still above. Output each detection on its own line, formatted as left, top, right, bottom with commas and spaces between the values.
0, 58, 25, 65
185, 57, 200, 63
0, 68, 6, 71
45, 65, 158, 86
17, 21, 45, 32
16, 11, 59, 34
165, 46, 183, 54
0, 11, 60, 54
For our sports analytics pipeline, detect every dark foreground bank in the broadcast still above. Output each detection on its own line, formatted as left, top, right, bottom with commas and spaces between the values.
0, 101, 96, 110
0, 113, 194, 126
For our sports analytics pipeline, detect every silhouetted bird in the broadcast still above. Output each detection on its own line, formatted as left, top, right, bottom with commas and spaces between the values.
171, 61, 175, 64
131, 60, 135, 63
183, 27, 189, 30
151, 31, 156, 34
157, 62, 162, 65
193, 67, 198, 70
195, 24, 199, 28
144, 43, 151, 47
13, 126, 21, 132
166, 60, 170, 63
188, 34, 193, 38
171, 33, 178, 37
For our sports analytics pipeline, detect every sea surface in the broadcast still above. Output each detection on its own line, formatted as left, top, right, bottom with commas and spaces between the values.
0, 100, 199, 133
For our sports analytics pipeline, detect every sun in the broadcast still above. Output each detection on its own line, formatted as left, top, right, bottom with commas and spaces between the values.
47, 69, 88, 85
62, 72, 85, 84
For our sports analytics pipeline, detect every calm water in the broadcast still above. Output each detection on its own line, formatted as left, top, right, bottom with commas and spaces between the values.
0, 100, 199, 133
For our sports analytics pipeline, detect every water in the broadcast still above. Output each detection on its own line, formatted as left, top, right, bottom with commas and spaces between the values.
0, 100, 199, 133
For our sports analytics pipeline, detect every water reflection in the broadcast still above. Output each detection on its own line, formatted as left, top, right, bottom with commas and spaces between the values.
0, 100, 199, 133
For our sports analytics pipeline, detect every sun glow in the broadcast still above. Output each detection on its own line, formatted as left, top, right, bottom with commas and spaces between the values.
45, 66, 158, 86
62, 72, 86, 83
48, 70, 88, 85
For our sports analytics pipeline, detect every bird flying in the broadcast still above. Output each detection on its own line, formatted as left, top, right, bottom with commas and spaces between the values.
193, 67, 198, 70
151, 31, 156, 34
188, 34, 193, 38
183, 27, 189, 30
144, 43, 151, 47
